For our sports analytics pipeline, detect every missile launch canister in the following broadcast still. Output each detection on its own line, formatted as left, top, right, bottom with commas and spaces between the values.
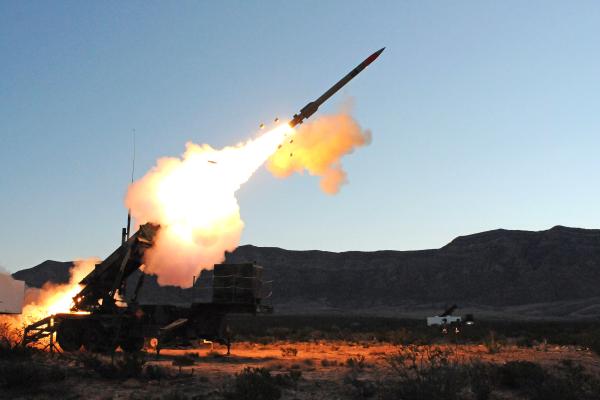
289, 47, 385, 128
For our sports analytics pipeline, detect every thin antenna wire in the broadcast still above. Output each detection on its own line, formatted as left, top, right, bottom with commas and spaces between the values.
126, 128, 136, 239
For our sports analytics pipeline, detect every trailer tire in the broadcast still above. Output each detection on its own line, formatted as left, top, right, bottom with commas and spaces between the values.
56, 319, 83, 352
83, 321, 116, 353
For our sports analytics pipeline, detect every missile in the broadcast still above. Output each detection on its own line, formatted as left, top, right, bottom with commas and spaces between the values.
289, 47, 384, 128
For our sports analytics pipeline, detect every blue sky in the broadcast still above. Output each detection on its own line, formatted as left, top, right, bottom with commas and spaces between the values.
1, 1, 599, 272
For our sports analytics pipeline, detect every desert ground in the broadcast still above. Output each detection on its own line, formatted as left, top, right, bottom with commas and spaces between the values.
2, 337, 600, 400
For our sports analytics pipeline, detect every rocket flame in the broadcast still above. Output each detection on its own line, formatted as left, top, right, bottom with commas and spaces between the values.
0, 259, 97, 333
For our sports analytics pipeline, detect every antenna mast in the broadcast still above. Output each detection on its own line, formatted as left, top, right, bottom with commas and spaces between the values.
123, 129, 135, 244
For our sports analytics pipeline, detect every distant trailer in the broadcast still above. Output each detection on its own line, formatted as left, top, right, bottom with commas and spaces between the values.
0, 275, 25, 314
426, 315, 461, 326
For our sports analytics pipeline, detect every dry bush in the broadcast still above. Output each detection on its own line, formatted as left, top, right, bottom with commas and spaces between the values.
207, 349, 226, 358
274, 369, 302, 389
0, 361, 67, 393
302, 358, 314, 366
344, 370, 377, 398
172, 354, 196, 367
0, 322, 34, 360
224, 367, 281, 400
483, 331, 502, 354
346, 354, 367, 370
498, 359, 600, 400
280, 347, 298, 357
381, 345, 473, 400
321, 358, 338, 367
77, 352, 146, 380
145, 363, 171, 380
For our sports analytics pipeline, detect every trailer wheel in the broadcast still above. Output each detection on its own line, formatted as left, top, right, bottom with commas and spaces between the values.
83, 321, 116, 353
120, 336, 144, 353
56, 319, 83, 351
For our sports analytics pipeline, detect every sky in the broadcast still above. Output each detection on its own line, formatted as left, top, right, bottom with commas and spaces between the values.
1, 1, 599, 272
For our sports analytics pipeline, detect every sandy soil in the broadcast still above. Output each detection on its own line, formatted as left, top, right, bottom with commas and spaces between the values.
39, 341, 598, 400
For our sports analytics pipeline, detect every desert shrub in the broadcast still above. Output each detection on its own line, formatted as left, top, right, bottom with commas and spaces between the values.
225, 367, 281, 400
0, 361, 66, 390
116, 351, 146, 378
498, 361, 546, 390
172, 354, 196, 367
302, 358, 314, 366
467, 362, 494, 400
77, 352, 119, 378
0, 322, 35, 360
483, 331, 502, 354
381, 346, 470, 400
77, 352, 145, 379
207, 349, 226, 358
344, 370, 377, 398
515, 336, 535, 348
0, 322, 22, 344
267, 327, 291, 339
290, 327, 313, 341
321, 359, 337, 367
145, 364, 170, 380
346, 354, 366, 370
266, 362, 284, 371
280, 347, 298, 357
255, 336, 275, 345
583, 335, 600, 357
494, 359, 600, 400
0, 340, 35, 360
273, 369, 302, 389
528, 360, 600, 400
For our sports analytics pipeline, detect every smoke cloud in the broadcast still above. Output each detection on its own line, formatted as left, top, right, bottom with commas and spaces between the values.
266, 113, 371, 194
125, 111, 371, 287
0, 267, 24, 315
125, 125, 292, 287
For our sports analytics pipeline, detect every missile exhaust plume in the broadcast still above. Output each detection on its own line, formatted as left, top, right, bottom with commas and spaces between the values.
125, 124, 294, 286
268, 111, 371, 194
124, 111, 370, 286
124, 47, 385, 286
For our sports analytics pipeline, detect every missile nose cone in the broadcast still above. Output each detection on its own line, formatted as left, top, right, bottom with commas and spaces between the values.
364, 47, 385, 66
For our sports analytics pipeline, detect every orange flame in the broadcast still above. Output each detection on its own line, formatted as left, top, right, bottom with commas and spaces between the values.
0, 259, 97, 332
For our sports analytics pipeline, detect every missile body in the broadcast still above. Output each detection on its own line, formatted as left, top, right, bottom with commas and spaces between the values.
289, 48, 384, 128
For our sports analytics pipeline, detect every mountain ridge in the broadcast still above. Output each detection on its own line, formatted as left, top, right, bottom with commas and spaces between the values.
12, 225, 600, 319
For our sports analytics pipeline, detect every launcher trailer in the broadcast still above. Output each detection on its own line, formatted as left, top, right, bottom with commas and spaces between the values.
23, 223, 271, 353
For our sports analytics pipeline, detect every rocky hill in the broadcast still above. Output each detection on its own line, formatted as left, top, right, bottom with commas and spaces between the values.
12, 226, 600, 319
